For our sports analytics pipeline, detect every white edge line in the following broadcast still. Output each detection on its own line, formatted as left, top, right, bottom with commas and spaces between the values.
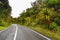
13, 25, 18, 40
13, 25, 51, 40
31, 29, 51, 40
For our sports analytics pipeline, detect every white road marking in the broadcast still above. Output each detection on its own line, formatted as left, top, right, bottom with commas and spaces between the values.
23, 26, 51, 40
31, 29, 51, 40
13, 25, 18, 40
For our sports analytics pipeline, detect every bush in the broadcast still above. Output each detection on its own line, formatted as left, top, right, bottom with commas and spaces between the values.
0, 20, 5, 26
0, 20, 3, 26
49, 22, 57, 30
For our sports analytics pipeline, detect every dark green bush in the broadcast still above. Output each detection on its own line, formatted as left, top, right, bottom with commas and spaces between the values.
0, 20, 3, 26
49, 22, 57, 30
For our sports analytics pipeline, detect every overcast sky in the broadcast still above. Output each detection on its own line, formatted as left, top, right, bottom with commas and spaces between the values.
8, 0, 36, 18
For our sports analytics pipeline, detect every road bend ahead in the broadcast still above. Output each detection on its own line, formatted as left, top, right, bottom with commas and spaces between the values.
0, 24, 51, 40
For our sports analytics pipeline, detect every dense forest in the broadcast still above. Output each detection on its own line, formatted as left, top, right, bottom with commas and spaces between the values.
0, 0, 60, 40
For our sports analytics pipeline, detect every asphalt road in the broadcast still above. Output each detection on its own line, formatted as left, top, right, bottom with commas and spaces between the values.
0, 24, 51, 40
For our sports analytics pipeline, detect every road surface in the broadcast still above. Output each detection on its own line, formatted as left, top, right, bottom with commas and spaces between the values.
0, 24, 51, 40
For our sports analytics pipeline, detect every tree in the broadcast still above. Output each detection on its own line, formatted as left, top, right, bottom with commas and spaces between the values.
0, 0, 11, 26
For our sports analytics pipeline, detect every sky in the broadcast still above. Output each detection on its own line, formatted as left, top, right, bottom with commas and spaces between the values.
8, 0, 36, 18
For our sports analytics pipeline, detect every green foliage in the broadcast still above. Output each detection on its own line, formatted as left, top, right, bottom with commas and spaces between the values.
0, 20, 3, 26
47, 0, 59, 5
54, 17, 60, 25
46, 0, 60, 11
0, 0, 12, 27
49, 22, 57, 30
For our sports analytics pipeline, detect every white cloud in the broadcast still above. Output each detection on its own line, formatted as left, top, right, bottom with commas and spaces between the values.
8, 0, 36, 18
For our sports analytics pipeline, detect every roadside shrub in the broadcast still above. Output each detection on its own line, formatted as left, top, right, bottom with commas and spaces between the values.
0, 20, 3, 26
0, 20, 5, 26
49, 22, 57, 31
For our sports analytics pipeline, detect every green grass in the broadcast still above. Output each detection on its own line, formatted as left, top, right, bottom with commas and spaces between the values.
29, 26, 60, 40
0, 26, 7, 31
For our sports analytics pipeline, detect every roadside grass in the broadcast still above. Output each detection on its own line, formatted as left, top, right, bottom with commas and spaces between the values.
0, 23, 12, 31
0, 26, 7, 31
29, 26, 60, 40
